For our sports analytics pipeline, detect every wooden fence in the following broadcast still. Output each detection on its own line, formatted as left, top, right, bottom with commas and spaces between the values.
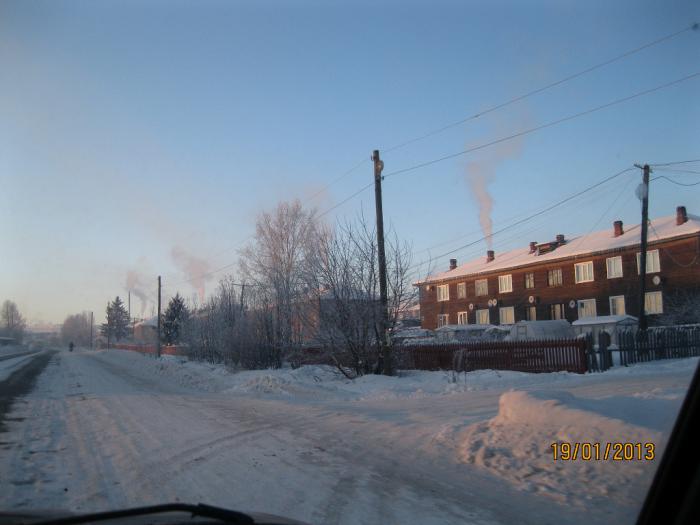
588, 328, 700, 372
397, 338, 588, 374
111, 343, 186, 356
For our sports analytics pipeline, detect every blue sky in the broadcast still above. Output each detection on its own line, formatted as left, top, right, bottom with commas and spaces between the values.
1, 0, 698, 324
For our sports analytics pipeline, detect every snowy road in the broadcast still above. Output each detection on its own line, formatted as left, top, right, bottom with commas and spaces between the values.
0, 350, 695, 525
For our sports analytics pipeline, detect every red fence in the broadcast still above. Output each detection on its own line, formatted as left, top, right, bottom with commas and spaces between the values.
397, 338, 588, 374
110, 343, 186, 356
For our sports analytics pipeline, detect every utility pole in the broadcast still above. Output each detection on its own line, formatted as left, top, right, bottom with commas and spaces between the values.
635, 163, 651, 331
157, 276, 162, 358
373, 150, 391, 375
90, 311, 93, 350
128, 290, 131, 323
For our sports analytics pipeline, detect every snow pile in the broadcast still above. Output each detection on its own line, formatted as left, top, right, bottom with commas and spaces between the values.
458, 389, 672, 507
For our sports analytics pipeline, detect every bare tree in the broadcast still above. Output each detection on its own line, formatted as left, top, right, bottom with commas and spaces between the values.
239, 200, 321, 353
1, 300, 26, 343
61, 312, 94, 347
309, 214, 414, 377
658, 289, 700, 326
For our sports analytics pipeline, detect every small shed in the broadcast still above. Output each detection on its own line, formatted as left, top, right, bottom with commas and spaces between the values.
572, 315, 638, 346
434, 324, 494, 343
391, 326, 435, 346
507, 320, 575, 341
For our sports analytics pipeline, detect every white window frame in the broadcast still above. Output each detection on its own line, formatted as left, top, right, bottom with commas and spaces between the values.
457, 311, 469, 325
577, 298, 597, 319
437, 284, 449, 302
645, 291, 663, 314
574, 261, 595, 283
476, 309, 490, 325
609, 295, 626, 316
637, 249, 661, 274
499, 306, 515, 325
437, 314, 449, 327
547, 268, 563, 287
457, 282, 467, 299
606, 256, 623, 279
524, 272, 535, 289
550, 304, 565, 320
526, 306, 537, 321
498, 274, 513, 293
475, 279, 488, 296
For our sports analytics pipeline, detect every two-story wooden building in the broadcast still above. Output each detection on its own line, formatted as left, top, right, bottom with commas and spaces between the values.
415, 206, 700, 329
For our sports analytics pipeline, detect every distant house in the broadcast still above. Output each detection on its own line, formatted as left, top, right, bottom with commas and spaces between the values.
133, 317, 158, 344
415, 206, 700, 329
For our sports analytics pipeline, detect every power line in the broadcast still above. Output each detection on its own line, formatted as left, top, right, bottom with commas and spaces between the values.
384, 71, 700, 180
649, 158, 700, 167
382, 23, 698, 155
652, 175, 700, 187
653, 167, 700, 175
408, 167, 637, 272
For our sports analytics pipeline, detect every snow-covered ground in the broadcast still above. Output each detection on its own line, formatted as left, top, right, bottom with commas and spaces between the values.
0, 349, 696, 525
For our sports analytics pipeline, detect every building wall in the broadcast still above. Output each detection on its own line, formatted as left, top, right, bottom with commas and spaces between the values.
418, 234, 700, 329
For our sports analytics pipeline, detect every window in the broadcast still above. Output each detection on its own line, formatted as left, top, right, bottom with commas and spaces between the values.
476, 309, 490, 324
437, 314, 449, 327
457, 282, 467, 299
574, 261, 594, 283
499, 306, 515, 325
577, 299, 597, 319
437, 284, 449, 302
526, 306, 537, 321
457, 311, 469, 325
637, 249, 661, 274
524, 272, 535, 289
475, 279, 488, 296
550, 304, 565, 320
547, 268, 562, 287
606, 256, 623, 279
498, 274, 513, 293
645, 291, 663, 314
609, 295, 626, 315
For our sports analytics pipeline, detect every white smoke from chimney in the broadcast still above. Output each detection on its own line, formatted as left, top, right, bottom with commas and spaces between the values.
171, 246, 212, 303
464, 111, 531, 249
125, 270, 149, 317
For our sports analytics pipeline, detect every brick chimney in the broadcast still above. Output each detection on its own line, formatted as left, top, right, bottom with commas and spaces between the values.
449, 258, 457, 270
486, 250, 495, 263
556, 234, 565, 244
677, 205, 688, 225
613, 220, 624, 237
529, 241, 537, 254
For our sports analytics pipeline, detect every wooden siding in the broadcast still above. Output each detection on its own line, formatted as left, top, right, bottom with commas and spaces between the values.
418, 234, 700, 329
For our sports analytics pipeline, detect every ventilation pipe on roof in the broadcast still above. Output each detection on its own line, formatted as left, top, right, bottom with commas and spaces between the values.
449, 258, 457, 270
556, 234, 565, 244
529, 241, 537, 254
677, 206, 688, 225
614, 220, 624, 237
486, 250, 495, 263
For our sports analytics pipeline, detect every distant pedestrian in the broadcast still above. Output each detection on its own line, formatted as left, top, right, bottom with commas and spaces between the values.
69, 342, 74, 352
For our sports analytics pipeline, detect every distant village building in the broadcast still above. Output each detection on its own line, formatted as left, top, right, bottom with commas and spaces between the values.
415, 206, 700, 329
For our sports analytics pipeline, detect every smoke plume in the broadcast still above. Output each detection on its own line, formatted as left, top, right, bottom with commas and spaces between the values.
171, 246, 212, 303
125, 270, 149, 317
464, 112, 531, 249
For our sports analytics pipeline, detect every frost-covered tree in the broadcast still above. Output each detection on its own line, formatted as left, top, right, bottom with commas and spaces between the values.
239, 199, 321, 351
0, 300, 26, 343
162, 293, 188, 345
61, 312, 93, 347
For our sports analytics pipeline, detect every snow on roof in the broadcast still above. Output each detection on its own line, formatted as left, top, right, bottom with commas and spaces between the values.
435, 324, 493, 332
572, 315, 638, 326
417, 212, 700, 284
511, 320, 574, 339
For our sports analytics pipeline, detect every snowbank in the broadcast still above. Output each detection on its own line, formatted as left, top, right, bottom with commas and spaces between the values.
96, 349, 699, 404
458, 389, 672, 507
